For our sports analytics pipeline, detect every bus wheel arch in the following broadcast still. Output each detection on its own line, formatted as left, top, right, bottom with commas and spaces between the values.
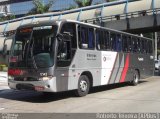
81, 71, 93, 88
75, 71, 93, 97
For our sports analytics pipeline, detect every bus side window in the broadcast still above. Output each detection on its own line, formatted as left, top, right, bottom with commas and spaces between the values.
104, 31, 110, 50
133, 37, 137, 53
128, 36, 132, 52
140, 39, 146, 53
88, 28, 94, 49
78, 26, 94, 49
146, 40, 149, 54
137, 38, 141, 53
81, 27, 87, 48
96, 30, 110, 50
57, 23, 77, 67
148, 40, 153, 54
61, 23, 77, 49
101, 30, 106, 50
110, 33, 116, 51
96, 29, 100, 50
78, 26, 86, 48
122, 35, 128, 52
144, 39, 147, 54
116, 34, 122, 52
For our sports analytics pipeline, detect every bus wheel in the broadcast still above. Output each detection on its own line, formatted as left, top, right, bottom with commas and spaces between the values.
75, 75, 90, 97
130, 70, 139, 86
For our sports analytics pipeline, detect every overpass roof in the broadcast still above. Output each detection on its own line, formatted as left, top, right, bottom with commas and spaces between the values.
0, 0, 159, 34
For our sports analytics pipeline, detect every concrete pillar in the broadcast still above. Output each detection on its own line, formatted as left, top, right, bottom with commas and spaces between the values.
155, 32, 157, 59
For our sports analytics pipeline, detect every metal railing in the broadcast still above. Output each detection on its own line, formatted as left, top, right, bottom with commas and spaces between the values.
0, 0, 158, 35
83, 8, 160, 25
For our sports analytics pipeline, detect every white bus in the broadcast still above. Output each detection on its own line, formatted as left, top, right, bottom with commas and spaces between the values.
8, 20, 154, 96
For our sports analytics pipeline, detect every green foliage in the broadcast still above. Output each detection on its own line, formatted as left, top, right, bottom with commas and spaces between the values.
0, 14, 15, 22
27, 0, 55, 15
74, 0, 93, 7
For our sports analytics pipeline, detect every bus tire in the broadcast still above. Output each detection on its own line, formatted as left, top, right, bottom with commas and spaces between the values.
75, 75, 90, 97
158, 68, 160, 76
130, 70, 140, 86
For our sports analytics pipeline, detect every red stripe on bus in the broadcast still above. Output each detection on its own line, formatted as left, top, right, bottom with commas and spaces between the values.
120, 54, 129, 83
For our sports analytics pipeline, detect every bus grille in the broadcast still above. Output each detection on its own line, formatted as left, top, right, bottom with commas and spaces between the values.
16, 84, 35, 90
14, 77, 38, 81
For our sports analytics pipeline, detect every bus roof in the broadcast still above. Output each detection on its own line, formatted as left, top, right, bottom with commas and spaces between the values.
18, 19, 152, 41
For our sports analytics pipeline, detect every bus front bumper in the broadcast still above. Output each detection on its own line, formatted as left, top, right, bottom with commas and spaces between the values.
8, 77, 57, 92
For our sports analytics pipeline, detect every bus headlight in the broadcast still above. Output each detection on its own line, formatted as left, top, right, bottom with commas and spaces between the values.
39, 76, 53, 81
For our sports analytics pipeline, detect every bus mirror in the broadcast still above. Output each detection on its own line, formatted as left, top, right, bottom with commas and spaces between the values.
3, 44, 7, 55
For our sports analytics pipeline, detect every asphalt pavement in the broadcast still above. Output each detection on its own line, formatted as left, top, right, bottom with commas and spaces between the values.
0, 76, 160, 113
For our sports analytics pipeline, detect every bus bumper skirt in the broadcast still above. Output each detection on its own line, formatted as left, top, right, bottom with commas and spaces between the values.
8, 77, 57, 92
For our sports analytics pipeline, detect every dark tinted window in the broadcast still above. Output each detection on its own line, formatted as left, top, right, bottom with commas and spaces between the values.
122, 35, 128, 52
132, 37, 137, 52
78, 26, 95, 49
96, 29, 111, 50
140, 38, 146, 53
88, 28, 94, 48
148, 40, 153, 54
61, 23, 77, 49
110, 33, 122, 52
57, 23, 77, 67
96, 29, 103, 50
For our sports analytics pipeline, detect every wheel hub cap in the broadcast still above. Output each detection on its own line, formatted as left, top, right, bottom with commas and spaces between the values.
134, 74, 138, 83
80, 80, 87, 92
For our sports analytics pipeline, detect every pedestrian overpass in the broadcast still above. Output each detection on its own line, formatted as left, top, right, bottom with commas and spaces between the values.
0, 0, 160, 36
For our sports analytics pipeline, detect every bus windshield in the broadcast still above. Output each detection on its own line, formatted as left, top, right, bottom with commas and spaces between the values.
10, 25, 58, 68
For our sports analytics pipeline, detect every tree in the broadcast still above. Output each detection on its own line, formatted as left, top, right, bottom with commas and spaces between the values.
0, 14, 15, 22
74, 0, 93, 8
27, 0, 55, 15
